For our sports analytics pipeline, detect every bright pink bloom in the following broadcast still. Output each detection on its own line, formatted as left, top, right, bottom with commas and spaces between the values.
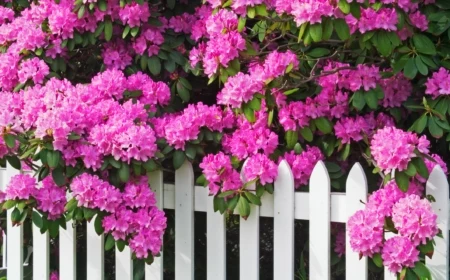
243, 154, 278, 185
347, 209, 384, 257
382, 236, 419, 273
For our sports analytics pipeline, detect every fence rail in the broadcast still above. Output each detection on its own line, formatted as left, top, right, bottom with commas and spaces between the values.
0, 160, 448, 280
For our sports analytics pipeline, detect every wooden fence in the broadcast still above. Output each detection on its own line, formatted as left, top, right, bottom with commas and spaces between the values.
0, 160, 448, 280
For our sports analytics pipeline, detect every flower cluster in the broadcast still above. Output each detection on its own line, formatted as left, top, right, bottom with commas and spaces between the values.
425, 67, 450, 98
370, 127, 430, 173
5, 174, 66, 220
348, 179, 438, 273
283, 146, 324, 188
199, 152, 242, 195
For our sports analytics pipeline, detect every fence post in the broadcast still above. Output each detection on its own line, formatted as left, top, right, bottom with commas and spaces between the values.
146, 170, 164, 280
175, 161, 195, 280
345, 163, 368, 280
3, 164, 23, 280
309, 161, 331, 280
426, 165, 449, 279
87, 220, 104, 280
239, 161, 259, 280
60, 219, 77, 280
207, 193, 226, 280
273, 160, 295, 280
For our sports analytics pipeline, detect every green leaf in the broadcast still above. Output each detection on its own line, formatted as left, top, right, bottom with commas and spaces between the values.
227, 195, 240, 212
415, 56, 428, 76
248, 97, 261, 111
238, 17, 246, 32
213, 196, 227, 214
105, 234, 115, 251
164, 60, 176, 73
307, 48, 330, 58
395, 171, 410, 192
130, 26, 139, 37
243, 106, 255, 123
97, 0, 107, 11
118, 163, 130, 182
283, 88, 299, 95
244, 191, 261, 206
322, 18, 333, 40
334, 19, 350, 40
299, 127, 313, 142
413, 34, 436, 55
314, 117, 333, 134
32, 211, 43, 229
196, 174, 206, 185
338, 0, 350, 14
285, 130, 299, 149
104, 19, 113, 41
83, 208, 96, 220
143, 160, 159, 172
11, 208, 21, 224
77, 5, 85, 18
352, 91, 366, 110
176, 81, 190, 102
65, 198, 78, 212
405, 162, 417, 177
122, 25, 130, 38
418, 239, 434, 258
237, 195, 251, 219
3, 200, 16, 210
52, 167, 66, 186
6, 156, 21, 170
173, 150, 186, 170
49, 220, 59, 238
3, 134, 15, 149
411, 157, 429, 179
94, 213, 104, 235
185, 145, 197, 160
247, 6, 256, 18
147, 56, 161, 76
364, 89, 379, 110
309, 23, 323, 42
47, 150, 60, 168
372, 253, 383, 267
116, 240, 126, 252
403, 58, 418, 79
411, 114, 428, 133
412, 262, 431, 279
428, 117, 443, 138
374, 31, 392, 56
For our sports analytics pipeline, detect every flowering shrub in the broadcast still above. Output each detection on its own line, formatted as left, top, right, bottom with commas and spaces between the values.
0, 0, 449, 276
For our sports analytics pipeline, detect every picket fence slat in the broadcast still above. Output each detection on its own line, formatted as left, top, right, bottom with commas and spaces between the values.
175, 161, 195, 280
60, 221, 76, 280
116, 247, 133, 279
4, 165, 23, 280
273, 160, 295, 280
146, 170, 164, 280
239, 203, 259, 280
32, 224, 49, 279
206, 194, 226, 280
86, 222, 104, 280
345, 163, 368, 280
309, 161, 331, 280
426, 165, 449, 279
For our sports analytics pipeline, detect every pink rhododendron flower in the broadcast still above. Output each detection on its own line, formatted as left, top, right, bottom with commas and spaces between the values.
243, 154, 278, 185
34, 177, 67, 220
18, 58, 50, 85
347, 209, 384, 257
382, 236, 419, 273
425, 67, 450, 98
5, 174, 37, 200
392, 195, 438, 245
200, 152, 242, 195
284, 147, 324, 188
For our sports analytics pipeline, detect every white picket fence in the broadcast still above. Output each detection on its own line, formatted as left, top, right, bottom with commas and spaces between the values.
0, 160, 448, 280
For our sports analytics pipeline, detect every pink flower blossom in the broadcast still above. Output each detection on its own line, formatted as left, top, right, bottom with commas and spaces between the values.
5, 174, 36, 201
243, 154, 278, 185
382, 236, 419, 273
347, 209, 384, 257
392, 194, 438, 245
284, 147, 324, 188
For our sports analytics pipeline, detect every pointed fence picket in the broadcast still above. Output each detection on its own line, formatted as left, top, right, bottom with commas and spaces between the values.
0, 160, 449, 280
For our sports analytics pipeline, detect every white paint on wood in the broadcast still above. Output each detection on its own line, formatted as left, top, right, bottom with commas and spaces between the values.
175, 161, 195, 280
309, 161, 331, 280
146, 170, 164, 280
239, 203, 259, 280
116, 247, 133, 280
383, 232, 397, 280
426, 165, 449, 279
273, 160, 295, 280
206, 194, 226, 280
32, 216, 49, 279
60, 221, 77, 280
3, 165, 23, 280
345, 163, 368, 280
87, 221, 104, 280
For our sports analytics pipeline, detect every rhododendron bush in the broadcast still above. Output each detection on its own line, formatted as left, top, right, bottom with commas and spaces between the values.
1, 0, 450, 277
